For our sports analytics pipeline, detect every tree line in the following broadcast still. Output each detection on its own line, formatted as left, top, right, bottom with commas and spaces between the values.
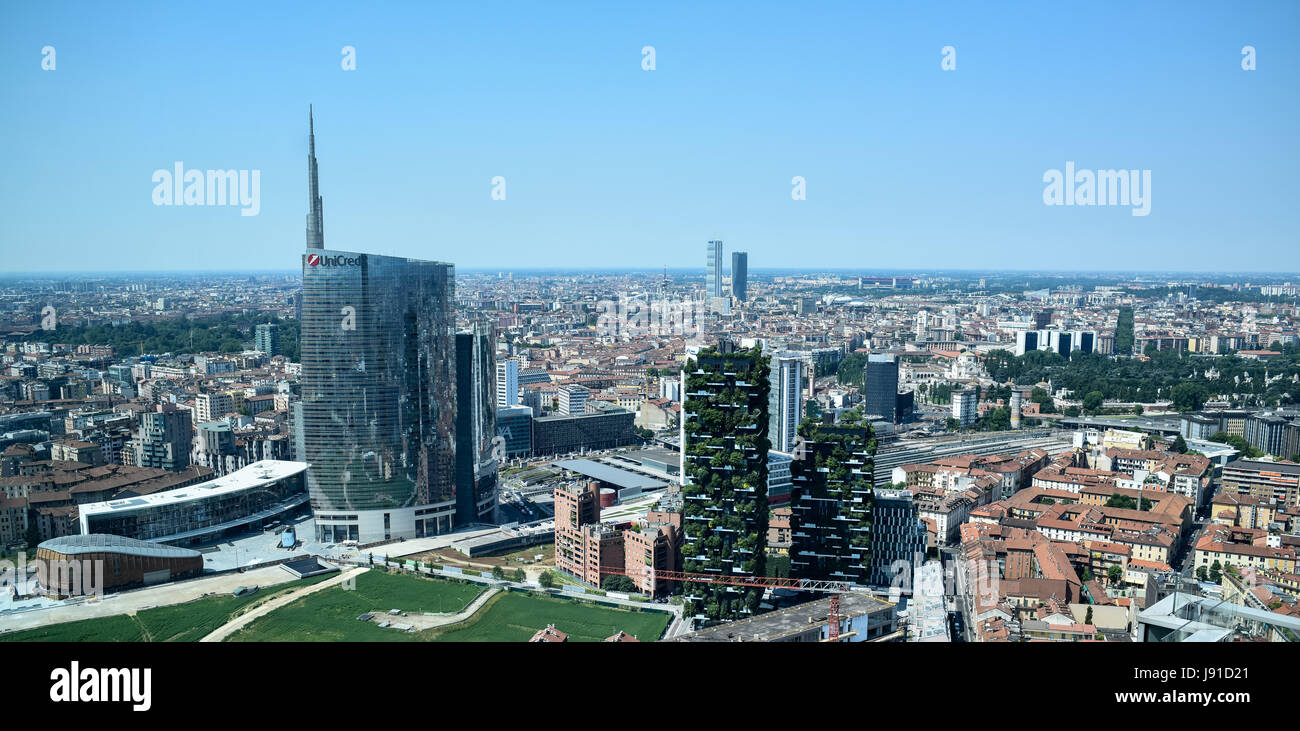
49, 313, 300, 361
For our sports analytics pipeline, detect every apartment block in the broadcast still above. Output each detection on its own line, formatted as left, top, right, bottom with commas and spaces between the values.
1221, 459, 1300, 509
680, 340, 770, 621
789, 421, 874, 583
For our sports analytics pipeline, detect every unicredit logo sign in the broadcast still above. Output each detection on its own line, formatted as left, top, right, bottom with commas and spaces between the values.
306, 254, 364, 267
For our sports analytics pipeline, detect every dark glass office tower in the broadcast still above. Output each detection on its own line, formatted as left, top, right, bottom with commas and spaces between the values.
731, 251, 748, 302
1078, 331, 1094, 355
864, 354, 899, 423
300, 249, 457, 543
455, 322, 498, 526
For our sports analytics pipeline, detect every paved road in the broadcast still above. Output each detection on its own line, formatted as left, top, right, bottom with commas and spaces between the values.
343, 528, 502, 561
0, 564, 298, 635
377, 587, 501, 631
200, 566, 369, 642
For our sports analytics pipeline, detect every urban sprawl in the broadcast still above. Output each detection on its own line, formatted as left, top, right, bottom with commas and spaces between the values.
1, 113, 1299, 644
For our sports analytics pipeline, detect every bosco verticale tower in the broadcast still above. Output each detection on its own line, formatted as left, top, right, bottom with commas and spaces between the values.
788, 418, 876, 584
680, 340, 771, 623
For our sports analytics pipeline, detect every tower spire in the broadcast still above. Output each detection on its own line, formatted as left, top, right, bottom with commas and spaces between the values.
306, 105, 325, 250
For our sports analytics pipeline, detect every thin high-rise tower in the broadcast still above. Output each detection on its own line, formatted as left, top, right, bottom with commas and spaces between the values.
706, 240, 723, 298
306, 105, 325, 249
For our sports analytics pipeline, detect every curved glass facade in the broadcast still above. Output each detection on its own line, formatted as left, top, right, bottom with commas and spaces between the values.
300, 249, 457, 541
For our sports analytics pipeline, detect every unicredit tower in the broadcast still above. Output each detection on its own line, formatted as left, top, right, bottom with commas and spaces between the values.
298, 108, 460, 542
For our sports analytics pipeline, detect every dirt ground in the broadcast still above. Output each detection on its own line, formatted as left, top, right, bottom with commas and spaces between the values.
407, 544, 553, 570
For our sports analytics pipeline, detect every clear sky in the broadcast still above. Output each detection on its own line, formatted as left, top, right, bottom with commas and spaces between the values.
2, 1, 1297, 273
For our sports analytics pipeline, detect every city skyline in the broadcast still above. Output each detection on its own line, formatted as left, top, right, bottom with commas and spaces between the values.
5, 1, 1300, 707
4, 2, 1299, 273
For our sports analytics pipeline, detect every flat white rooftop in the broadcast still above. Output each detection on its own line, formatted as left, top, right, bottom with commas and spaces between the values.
79, 460, 309, 519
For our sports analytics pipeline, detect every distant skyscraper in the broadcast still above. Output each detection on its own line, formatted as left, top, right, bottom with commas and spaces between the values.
255, 323, 281, 356
495, 358, 519, 408
864, 354, 899, 423
731, 251, 748, 302
305, 105, 325, 250
455, 323, 498, 525
768, 354, 803, 453
706, 240, 724, 298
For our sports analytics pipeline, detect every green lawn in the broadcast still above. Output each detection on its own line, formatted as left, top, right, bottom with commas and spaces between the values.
428, 591, 670, 643
0, 613, 145, 642
228, 570, 483, 642
0, 574, 335, 643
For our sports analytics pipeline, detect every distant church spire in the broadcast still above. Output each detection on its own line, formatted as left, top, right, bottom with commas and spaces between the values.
306, 105, 325, 249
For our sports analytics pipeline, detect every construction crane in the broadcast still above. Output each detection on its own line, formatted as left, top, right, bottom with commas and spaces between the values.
599, 564, 880, 641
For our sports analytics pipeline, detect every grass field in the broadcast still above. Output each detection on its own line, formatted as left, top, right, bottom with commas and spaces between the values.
228, 570, 483, 642
0, 613, 146, 642
427, 591, 670, 642
0, 574, 334, 643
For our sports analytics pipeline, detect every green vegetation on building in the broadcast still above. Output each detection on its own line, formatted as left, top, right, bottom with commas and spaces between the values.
680, 341, 771, 622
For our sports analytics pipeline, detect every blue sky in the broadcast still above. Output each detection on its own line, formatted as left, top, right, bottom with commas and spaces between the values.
2, 1, 1297, 273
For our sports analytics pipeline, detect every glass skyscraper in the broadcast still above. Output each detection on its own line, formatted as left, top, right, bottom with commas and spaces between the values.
706, 240, 724, 298
767, 354, 803, 454
864, 353, 899, 423
455, 322, 498, 525
731, 251, 747, 302
301, 249, 458, 543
